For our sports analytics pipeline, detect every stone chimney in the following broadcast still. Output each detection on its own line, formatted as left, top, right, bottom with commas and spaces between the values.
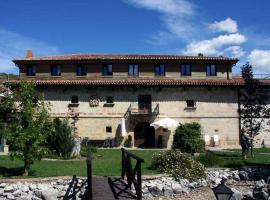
26, 50, 33, 58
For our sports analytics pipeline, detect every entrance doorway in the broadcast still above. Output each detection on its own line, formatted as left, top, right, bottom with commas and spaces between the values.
138, 95, 151, 114
134, 122, 155, 148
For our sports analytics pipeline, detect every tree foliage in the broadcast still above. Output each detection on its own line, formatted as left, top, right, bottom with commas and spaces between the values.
46, 118, 75, 158
172, 122, 205, 153
239, 63, 270, 158
2, 81, 52, 176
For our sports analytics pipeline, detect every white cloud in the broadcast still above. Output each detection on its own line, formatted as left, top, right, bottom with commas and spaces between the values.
124, 0, 196, 41
224, 46, 245, 57
0, 28, 60, 74
209, 18, 238, 33
182, 33, 246, 56
248, 49, 270, 73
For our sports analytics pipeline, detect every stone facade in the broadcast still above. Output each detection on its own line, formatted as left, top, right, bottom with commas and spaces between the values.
38, 86, 241, 148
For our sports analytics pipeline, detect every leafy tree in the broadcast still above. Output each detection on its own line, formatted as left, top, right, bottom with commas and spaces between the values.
46, 118, 75, 158
239, 63, 270, 158
2, 81, 52, 176
172, 122, 205, 154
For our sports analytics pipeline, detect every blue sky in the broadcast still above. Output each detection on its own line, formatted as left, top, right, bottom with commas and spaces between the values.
0, 0, 270, 74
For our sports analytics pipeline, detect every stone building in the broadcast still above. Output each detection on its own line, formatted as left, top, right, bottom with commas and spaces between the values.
12, 51, 270, 149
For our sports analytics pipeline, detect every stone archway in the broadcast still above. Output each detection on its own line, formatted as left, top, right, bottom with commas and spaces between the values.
134, 122, 155, 148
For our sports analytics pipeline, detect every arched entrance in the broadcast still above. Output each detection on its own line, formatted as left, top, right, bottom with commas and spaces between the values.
134, 122, 155, 148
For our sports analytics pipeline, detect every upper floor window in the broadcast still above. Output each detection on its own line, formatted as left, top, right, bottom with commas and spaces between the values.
154, 64, 165, 76
102, 64, 113, 76
51, 65, 61, 76
128, 64, 139, 76
26, 65, 36, 76
206, 64, 216, 76
71, 96, 79, 104
181, 64, 191, 76
76, 64, 87, 76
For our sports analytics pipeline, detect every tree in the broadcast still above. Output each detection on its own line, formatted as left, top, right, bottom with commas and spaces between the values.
239, 63, 270, 158
172, 122, 205, 154
2, 81, 52, 176
46, 118, 75, 158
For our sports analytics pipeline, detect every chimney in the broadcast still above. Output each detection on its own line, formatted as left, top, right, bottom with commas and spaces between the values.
26, 50, 33, 58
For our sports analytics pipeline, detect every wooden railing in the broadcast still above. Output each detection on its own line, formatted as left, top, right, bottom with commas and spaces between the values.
86, 142, 93, 199
121, 148, 144, 200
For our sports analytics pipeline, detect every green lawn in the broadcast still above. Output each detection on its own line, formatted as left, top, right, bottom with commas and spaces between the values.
0, 149, 159, 178
1, 148, 270, 178
196, 149, 270, 168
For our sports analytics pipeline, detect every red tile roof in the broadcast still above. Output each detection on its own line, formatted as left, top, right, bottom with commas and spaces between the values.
9, 78, 249, 86
13, 54, 239, 63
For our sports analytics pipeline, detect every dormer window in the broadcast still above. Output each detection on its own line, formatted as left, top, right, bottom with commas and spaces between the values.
26, 65, 36, 76
128, 64, 139, 76
76, 64, 87, 76
51, 65, 61, 76
181, 64, 191, 76
206, 64, 216, 76
102, 64, 113, 76
155, 64, 165, 76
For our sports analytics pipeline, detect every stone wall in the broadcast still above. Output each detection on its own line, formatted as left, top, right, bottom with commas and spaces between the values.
38, 86, 242, 148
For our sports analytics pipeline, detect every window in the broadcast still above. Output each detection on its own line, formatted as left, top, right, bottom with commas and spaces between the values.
106, 96, 114, 104
26, 65, 36, 76
206, 64, 216, 76
106, 126, 112, 133
128, 64, 139, 76
76, 65, 87, 76
102, 64, 113, 76
181, 64, 191, 76
71, 96, 79, 104
186, 100, 196, 108
51, 65, 61, 76
154, 64, 165, 76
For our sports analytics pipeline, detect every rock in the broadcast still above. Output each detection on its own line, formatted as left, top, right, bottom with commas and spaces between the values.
12, 189, 22, 197
148, 185, 163, 196
21, 185, 29, 193
231, 188, 243, 200
233, 174, 240, 181
163, 185, 173, 196
171, 183, 183, 194
0, 189, 4, 195
41, 190, 58, 200
6, 194, 15, 200
255, 179, 266, 189
239, 171, 249, 180
29, 184, 37, 191
0, 183, 6, 188
4, 185, 14, 193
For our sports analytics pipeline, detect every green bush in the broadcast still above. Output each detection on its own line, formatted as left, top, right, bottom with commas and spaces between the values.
46, 118, 75, 158
173, 122, 205, 153
151, 150, 206, 181
196, 151, 224, 167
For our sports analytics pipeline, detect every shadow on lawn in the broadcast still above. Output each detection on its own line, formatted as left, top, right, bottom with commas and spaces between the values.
0, 166, 36, 177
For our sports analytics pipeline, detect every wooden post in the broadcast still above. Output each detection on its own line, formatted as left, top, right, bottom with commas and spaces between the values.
87, 142, 93, 200
137, 161, 142, 200
121, 148, 125, 179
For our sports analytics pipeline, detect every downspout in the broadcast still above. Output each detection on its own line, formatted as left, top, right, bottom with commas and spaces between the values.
237, 88, 241, 145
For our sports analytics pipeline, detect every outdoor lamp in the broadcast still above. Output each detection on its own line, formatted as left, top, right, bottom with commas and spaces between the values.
212, 179, 234, 200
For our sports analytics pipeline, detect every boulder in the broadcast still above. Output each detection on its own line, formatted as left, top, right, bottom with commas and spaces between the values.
163, 185, 173, 196
231, 188, 243, 200
238, 171, 249, 180
148, 185, 163, 196
41, 190, 58, 200
4, 185, 14, 193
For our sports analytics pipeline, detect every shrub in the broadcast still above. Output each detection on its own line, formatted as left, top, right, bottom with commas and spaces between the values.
151, 150, 206, 181
46, 118, 75, 158
124, 135, 133, 148
173, 122, 205, 153
196, 150, 224, 167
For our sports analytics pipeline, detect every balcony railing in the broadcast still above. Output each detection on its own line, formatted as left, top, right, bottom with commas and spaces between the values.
128, 102, 159, 115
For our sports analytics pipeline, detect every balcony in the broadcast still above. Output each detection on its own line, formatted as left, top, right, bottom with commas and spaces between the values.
124, 103, 159, 118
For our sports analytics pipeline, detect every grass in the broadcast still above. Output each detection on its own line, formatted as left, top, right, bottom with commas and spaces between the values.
0, 149, 159, 178
1, 148, 270, 178
196, 149, 270, 168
